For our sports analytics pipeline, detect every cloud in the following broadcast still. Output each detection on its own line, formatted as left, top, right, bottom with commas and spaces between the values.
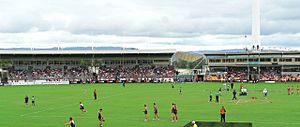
1, 31, 299, 51
0, 0, 299, 51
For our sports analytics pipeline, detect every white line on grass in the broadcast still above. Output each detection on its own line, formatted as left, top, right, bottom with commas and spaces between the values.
19, 92, 132, 117
23, 112, 300, 125
235, 99, 240, 104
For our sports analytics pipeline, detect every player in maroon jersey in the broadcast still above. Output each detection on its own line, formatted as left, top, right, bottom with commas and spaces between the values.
153, 102, 159, 120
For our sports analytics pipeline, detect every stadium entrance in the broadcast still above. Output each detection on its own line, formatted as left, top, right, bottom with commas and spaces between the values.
249, 66, 259, 82
0, 69, 8, 85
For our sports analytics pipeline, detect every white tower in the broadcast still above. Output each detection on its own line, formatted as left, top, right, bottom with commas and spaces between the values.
252, 0, 261, 46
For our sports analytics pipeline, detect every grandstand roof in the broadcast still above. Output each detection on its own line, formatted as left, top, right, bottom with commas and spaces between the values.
0, 49, 176, 55
204, 50, 300, 56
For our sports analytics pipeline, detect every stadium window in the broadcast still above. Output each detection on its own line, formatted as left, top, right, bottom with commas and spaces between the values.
143, 60, 148, 64
24, 61, 30, 65
279, 58, 291, 62
237, 58, 247, 62
76, 61, 80, 65
154, 60, 169, 63
279, 58, 284, 62
65, 61, 70, 65
286, 58, 292, 62
249, 58, 258, 62
37, 61, 41, 65
226, 59, 234, 63
261, 58, 271, 62
260, 59, 264, 62
295, 58, 300, 62
273, 58, 278, 62
215, 59, 221, 63
13, 61, 18, 65
54, 61, 60, 65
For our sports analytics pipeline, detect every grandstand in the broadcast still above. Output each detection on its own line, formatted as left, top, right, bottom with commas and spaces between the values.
4, 47, 300, 85
204, 49, 300, 82
0, 49, 176, 85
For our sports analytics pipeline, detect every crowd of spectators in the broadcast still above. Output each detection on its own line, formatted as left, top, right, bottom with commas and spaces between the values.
8, 65, 176, 83
206, 75, 224, 81
8, 70, 29, 81
206, 67, 300, 81
282, 74, 300, 81
97, 66, 175, 82
206, 68, 247, 81
259, 68, 281, 81
226, 68, 247, 81
10, 66, 300, 83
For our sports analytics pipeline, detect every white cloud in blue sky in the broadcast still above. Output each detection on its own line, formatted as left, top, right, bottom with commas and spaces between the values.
0, 0, 299, 51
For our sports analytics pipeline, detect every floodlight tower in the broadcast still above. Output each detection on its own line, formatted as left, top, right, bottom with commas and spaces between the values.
252, 0, 261, 47
248, 0, 262, 82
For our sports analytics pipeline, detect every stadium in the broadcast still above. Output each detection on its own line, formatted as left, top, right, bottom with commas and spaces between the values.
1, 0, 300, 127
1, 47, 299, 127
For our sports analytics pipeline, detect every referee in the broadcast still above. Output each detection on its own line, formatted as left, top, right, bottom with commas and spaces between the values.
232, 89, 237, 100
220, 106, 226, 123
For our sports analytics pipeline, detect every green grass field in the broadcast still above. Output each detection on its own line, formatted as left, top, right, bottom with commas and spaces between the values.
0, 82, 299, 127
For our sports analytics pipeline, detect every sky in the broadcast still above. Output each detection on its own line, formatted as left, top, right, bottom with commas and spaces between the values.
0, 0, 299, 51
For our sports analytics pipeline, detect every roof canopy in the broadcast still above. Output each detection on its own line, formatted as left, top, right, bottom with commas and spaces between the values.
0, 49, 176, 55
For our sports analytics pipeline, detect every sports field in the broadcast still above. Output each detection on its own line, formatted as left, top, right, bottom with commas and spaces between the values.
0, 82, 299, 127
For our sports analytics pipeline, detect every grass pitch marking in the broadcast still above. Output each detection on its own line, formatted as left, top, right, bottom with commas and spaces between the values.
23, 115, 300, 126
19, 92, 132, 117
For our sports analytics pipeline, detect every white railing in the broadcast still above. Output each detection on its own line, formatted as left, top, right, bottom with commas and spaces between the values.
7, 80, 69, 85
